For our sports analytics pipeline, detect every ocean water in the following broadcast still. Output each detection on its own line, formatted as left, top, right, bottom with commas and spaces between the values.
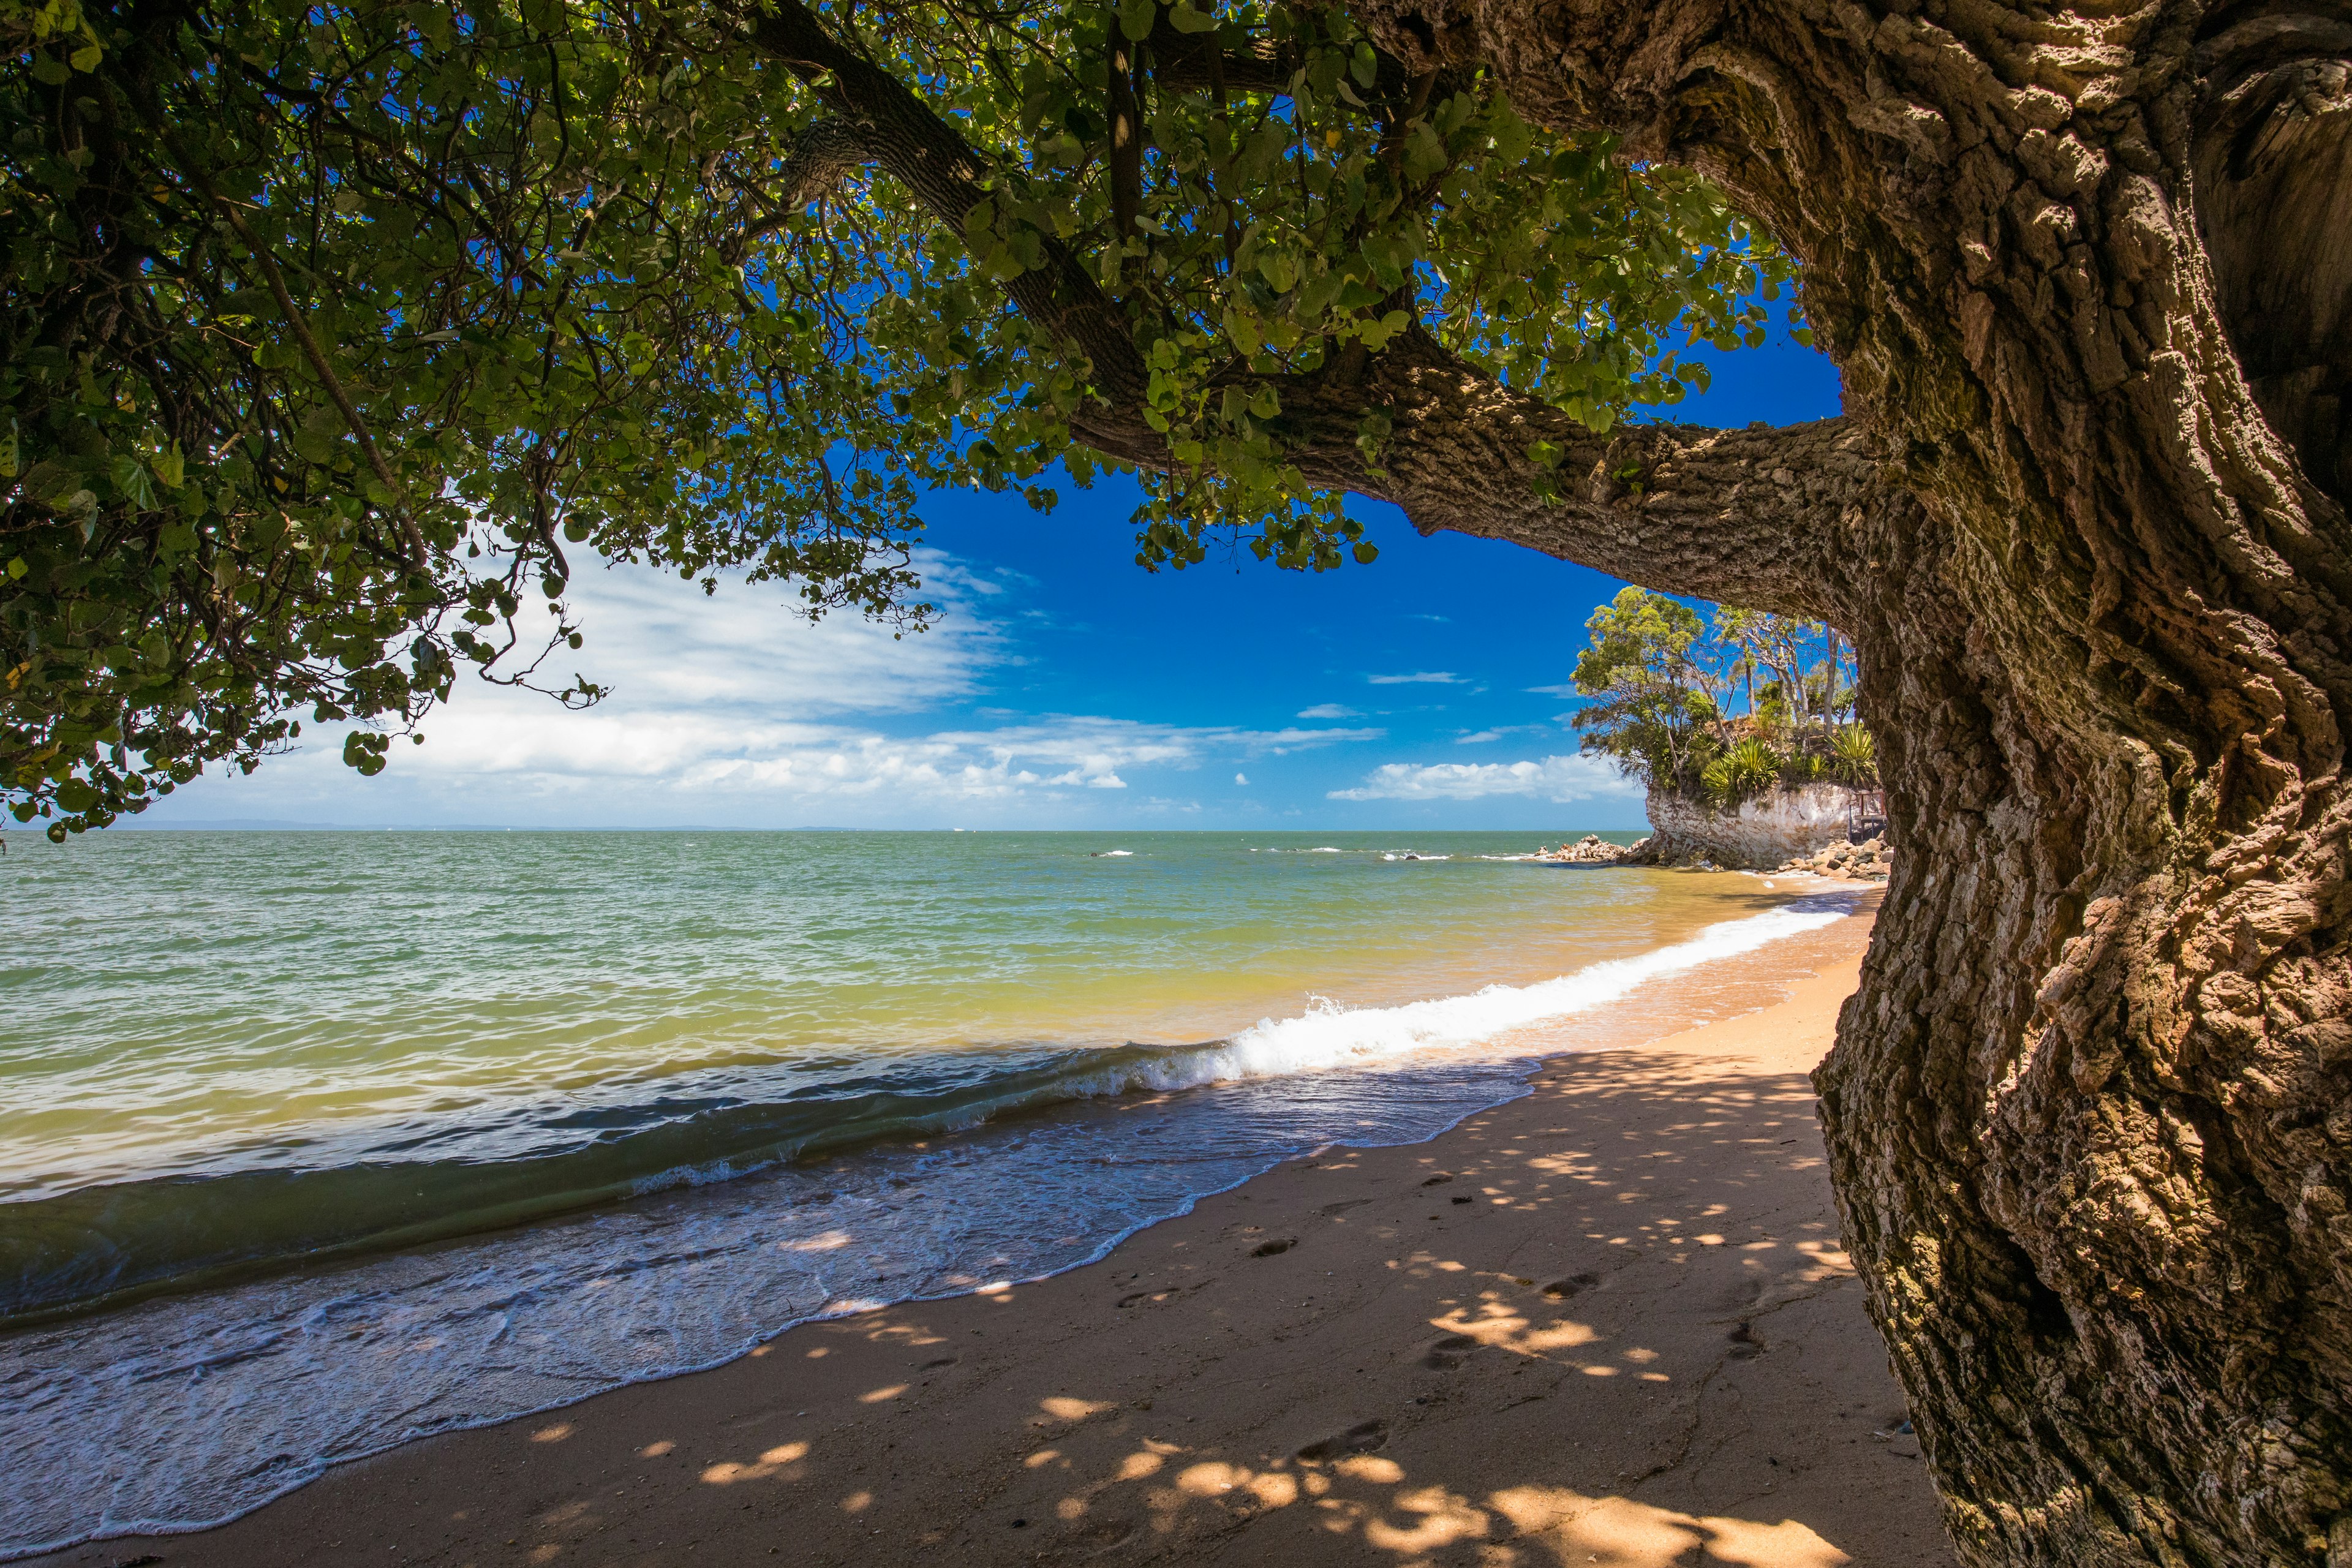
0, 830, 1855, 1559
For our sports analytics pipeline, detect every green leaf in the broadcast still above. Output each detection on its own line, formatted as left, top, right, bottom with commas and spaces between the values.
0, 0, 1805, 838
1402, 121, 1448, 184
111, 456, 157, 512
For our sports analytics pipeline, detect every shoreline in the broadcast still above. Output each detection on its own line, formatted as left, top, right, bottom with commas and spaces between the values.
36, 897, 1951, 1567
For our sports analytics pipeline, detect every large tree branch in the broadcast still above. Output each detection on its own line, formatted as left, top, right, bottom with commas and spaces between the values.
734, 2, 1863, 617
1264, 331, 1874, 619
741, 0, 1150, 407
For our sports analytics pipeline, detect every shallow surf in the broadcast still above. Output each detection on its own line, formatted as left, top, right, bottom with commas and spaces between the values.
0, 830, 1850, 1559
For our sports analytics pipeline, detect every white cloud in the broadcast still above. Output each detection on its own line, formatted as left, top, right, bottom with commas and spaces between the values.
1234, 772, 1249, 786
402, 712, 1376, 802
1366, 671, 1460, 685
552, 549, 1007, 714
183, 695, 1384, 821
1453, 729, 1508, 745
1297, 703, 1361, 719
1328, 753, 1641, 804
140, 551, 1396, 827
1525, 684, 1581, 698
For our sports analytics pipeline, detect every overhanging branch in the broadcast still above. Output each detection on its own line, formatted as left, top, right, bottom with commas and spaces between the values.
741, 0, 1150, 408
1261, 331, 1874, 617
733, 2, 1863, 616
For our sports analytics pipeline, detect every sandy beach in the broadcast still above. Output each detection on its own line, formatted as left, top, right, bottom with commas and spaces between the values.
40, 900, 1950, 1568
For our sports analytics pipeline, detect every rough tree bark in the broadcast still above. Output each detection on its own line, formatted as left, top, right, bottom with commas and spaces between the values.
1334, 1, 2352, 1562
742, 0, 2352, 1557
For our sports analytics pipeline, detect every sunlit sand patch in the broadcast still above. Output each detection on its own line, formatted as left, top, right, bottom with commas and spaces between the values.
1333, 1455, 1403, 1483
1488, 1486, 1853, 1566
1427, 1302, 1600, 1357
1364, 1483, 1493, 1553
698, 1440, 809, 1484
1038, 1395, 1116, 1422
1176, 1460, 1246, 1496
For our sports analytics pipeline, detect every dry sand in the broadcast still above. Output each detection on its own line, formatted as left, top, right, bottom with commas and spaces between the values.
47, 902, 1952, 1568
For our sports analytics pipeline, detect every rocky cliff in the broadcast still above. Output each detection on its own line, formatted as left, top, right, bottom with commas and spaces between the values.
1643, 782, 1863, 869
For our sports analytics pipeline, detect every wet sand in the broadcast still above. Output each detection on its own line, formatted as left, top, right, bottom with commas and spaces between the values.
43, 903, 1951, 1568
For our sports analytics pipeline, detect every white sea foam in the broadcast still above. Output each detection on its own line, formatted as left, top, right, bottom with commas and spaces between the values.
0, 890, 1858, 1562
1054, 894, 1858, 1103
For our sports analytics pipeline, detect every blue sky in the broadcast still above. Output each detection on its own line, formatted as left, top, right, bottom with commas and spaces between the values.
138, 330, 1840, 832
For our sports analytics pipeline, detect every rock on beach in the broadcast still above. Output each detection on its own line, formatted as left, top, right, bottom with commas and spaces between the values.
1779, 838, 1892, 881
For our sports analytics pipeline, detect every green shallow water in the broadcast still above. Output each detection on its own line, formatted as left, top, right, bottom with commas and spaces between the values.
1, 828, 1740, 1204
0, 827, 1858, 1559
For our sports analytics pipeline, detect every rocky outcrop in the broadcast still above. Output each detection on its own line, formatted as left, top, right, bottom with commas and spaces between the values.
1643, 783, 1863, 870
1533, 834, 1651, 864
1779, 837, 1891, 882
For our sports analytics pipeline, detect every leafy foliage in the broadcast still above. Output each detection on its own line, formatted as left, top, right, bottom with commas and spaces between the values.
1829, 722, 1877, 786
4, 0, 1800, 835
1699, 736, 1779, 802
1567, 587, 1721, 787
1569, 587, 1872, 803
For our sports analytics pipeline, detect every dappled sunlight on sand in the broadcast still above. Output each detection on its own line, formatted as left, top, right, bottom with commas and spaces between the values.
61, 917, 1945, 1568
989, 1422, 1859, 1566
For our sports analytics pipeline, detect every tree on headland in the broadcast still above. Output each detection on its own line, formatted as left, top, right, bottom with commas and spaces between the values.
9, 2, 2352, 1562
1568, 586, 1869, 802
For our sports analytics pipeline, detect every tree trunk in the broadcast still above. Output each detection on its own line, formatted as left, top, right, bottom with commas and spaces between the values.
1340, 0, 2352, 1561
754, 0, 2352, 1553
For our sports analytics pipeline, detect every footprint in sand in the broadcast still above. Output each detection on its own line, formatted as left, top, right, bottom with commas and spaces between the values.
1081, 1518, 1138, 1553
1251, 1237, 1296, 1257
1296, 1419, 1389, 1461
1727, 1322, 1766, 1359
1719, 1275, 1770, 1311
1117, 1286, 1186, 1308
1542, 1272, 1601, 1300
1422, 1334, 1479, 1370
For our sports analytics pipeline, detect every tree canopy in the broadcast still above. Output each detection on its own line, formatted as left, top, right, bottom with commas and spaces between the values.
1568, 586, 1871, 803
2, 0, 1798, 836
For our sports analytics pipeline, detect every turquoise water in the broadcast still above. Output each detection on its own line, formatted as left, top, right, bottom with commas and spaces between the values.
0, 829, 1854, 1558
